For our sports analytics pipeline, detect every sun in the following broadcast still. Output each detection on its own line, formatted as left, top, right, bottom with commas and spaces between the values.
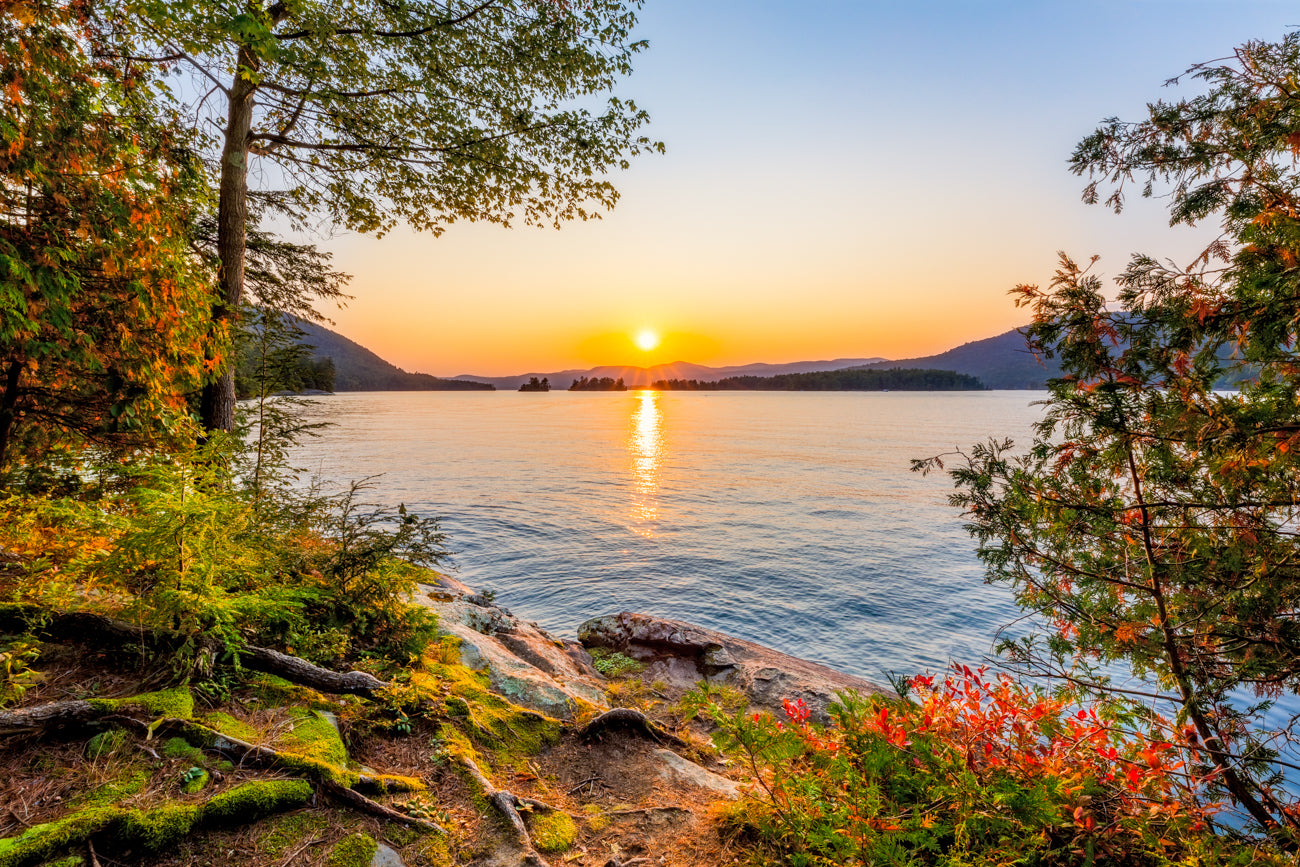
634, 329, 660, 352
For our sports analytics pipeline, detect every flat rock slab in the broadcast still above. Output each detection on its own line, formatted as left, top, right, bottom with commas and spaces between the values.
650, 748, 740, 799
579, 612, 891, 723
415, 575, 608, 720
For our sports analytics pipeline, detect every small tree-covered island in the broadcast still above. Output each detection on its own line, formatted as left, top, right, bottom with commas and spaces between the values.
3, 1, 1300, 864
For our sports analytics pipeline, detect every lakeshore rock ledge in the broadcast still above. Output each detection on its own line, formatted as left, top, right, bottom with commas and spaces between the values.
417, 574, 889, 725
579, 611, 891, 722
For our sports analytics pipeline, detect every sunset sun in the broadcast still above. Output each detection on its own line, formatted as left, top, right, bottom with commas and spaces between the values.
634, 329, 660, 352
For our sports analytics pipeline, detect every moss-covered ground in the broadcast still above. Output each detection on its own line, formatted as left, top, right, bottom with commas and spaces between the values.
0, 619, 747, 867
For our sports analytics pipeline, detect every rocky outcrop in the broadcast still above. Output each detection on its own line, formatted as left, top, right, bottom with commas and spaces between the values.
578, 612, 891, 723
415, 575, 608, 720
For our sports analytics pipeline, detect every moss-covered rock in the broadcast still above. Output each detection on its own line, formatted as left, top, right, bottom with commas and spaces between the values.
281, 708, 348, 767
325, 832, 378, 867
527, 810, 577, 853
84, 729, 128, 760
161, 736, 206, 765
201, 780, 314, 825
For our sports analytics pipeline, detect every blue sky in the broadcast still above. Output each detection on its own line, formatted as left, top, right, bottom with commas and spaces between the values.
326, 1, 1300, 375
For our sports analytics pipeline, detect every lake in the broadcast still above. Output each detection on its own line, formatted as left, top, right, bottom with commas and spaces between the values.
286, 390, 1045, 681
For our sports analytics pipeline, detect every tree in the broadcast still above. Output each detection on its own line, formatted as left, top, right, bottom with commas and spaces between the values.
920, 35, 1300, 846
100, 0, 660, 432
0, 0, 212, 469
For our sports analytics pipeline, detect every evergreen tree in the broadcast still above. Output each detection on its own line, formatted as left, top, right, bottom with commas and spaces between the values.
922, 35, 1300, 844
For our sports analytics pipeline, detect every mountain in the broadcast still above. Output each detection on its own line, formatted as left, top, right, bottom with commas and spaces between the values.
290, 317, 1055, 392
294, 320, 493, 391
861, 328, 1059, 389
451, 358, 888, 391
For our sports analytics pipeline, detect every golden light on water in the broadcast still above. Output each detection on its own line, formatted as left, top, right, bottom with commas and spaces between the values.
628, 390, 663, 536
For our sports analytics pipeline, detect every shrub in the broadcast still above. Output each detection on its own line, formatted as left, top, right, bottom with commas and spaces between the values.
704, 666, 1253, 866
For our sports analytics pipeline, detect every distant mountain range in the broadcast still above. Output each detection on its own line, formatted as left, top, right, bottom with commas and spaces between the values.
449, 358, 890, 391
293, 320, 1061, 391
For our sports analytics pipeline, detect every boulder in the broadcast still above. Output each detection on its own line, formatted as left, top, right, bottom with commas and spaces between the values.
415, 575, 608, 720
578, 612, 890, 723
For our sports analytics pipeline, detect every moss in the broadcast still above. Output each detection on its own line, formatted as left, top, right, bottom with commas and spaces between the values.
248, 674, 324, 707
201, 780, 314, 826
179, 768, 210, 794
161, 736, 206, 764
0, 782, 311, 867
84, 729, 128, 760
264, 708, 358, 786
356, 773, 425, 794
199, 711, 259, 744
43, 856, 85, 867
581, 803, 611, 832
0, 807, 121, 867
257, 812, 328, 858
405, 834, 453, 866
115, 804, 201, 852
526, 811, 577, 853
86, 687, 193, 721
588, 647, 644, 678
73, 767, 150, 809
325, 832, 377, 867
280, 708, 348, 767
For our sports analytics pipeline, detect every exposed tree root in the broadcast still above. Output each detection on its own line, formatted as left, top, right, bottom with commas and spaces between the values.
578, 707, 687, 747
320, 778, 441, 832
146, 718, 443, 834
0, 605, 391, 698
454, 752, 566, 866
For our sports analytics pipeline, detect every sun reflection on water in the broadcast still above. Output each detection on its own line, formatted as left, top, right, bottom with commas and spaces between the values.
628, 390, 663, 536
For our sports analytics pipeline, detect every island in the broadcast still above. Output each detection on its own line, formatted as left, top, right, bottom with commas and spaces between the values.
651, 367, 985, 391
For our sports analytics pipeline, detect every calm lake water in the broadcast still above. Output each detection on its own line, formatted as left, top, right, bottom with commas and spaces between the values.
286, 390, 1045, 681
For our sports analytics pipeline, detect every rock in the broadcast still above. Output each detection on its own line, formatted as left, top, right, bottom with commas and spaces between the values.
415, 574, 608, 720
370, 843, 407, 867
650, 749, 740, 799
579, 612, 891, 723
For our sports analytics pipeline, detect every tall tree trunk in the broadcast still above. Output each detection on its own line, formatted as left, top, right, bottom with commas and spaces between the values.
0, 360, 22, 469
200, 45, 259, 433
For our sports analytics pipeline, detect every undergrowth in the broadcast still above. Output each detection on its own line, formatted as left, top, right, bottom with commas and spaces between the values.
701, 666, 1283, 866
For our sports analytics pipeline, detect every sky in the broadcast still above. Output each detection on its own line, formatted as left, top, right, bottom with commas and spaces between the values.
310, 0, 1300, 377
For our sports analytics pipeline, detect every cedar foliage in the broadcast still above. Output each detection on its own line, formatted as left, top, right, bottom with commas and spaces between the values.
917, 34, 1300, 846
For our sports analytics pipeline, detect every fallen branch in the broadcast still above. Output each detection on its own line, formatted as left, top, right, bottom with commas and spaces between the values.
0, 606, 390, 697
149, 718, 443, 833
0, 699, 99, 735
578, 707, 687, 748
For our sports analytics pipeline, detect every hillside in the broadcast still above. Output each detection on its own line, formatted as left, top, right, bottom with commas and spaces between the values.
862, 328, 1060, 389
295, 320, 493, 391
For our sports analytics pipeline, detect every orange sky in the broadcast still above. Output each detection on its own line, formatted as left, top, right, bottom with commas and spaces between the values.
306, 2, 1285, 379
